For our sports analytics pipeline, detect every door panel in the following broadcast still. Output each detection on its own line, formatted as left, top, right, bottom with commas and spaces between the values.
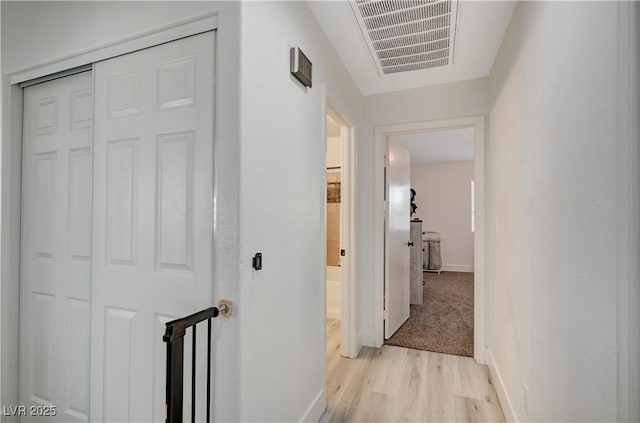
20, 71, 93, 423
90, 31, 215, 422
385, 139, 411, 338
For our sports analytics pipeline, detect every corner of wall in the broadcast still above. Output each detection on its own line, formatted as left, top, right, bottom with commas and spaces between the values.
299, 390, 326, 423
616, 2, 640, 420
358, 330, 374, 348
442, 264, 474, 273
0, 2, 3, 406
486, 349, 518, 423
0, 80, 22, 423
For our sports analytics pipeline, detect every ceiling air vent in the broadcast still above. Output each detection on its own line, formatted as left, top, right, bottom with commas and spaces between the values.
349, 0, 459, 75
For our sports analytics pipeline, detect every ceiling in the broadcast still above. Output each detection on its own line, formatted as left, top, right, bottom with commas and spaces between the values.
395, 127, 474, 164
308, 1, 515, 95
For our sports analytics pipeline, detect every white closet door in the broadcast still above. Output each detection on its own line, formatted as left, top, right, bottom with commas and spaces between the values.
90, 32, 215, 422
20, 71, 93, 422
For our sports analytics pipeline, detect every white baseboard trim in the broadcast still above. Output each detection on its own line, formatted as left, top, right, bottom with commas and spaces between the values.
327, 309, 341, 320
299, 389, 325, 423
442, 264, 474, 273
358, 330, 374, 348
487, 349, 518, 423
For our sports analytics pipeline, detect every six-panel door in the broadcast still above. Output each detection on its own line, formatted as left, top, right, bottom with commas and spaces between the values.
20, 71, 93, 422
90, 32, 215, 422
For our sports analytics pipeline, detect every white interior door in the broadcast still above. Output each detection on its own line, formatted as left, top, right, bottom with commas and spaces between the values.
385, 139, 411, 339
19, 71, 93, 422
90, 32, 215, 422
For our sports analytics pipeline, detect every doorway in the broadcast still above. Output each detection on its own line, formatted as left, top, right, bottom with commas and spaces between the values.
373, 116, 487, 364
326, 113, 343, 323
324, 102, 356, 361
386, 128, 476, 357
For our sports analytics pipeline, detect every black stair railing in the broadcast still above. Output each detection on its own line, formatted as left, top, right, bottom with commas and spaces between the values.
163, 306, 221, 423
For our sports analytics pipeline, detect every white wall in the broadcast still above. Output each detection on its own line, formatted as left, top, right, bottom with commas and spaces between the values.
238, 2, 363, 421
326, 136, 341, 168
1, 2, 242, 420
359, 78, 488, 345
326, 266, 341, 320
2, 2, 224, 73
487, 2, 618, 421
411, 161, 474, 272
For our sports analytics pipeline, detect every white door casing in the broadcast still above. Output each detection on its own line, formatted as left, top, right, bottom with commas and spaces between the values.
373, 117, 486, 362
19, 71, 93, 422
338, 122, 353, 356
90, 31, 215, 422
385, 138, 411, 339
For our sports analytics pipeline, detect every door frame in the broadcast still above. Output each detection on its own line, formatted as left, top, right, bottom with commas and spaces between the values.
616, 1, 639, 420
373, 116, 486, 364
321, 89, 358, 359
0, 11, 220, 414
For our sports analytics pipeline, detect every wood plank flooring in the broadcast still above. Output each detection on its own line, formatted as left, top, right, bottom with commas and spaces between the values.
321, 319, 505, 423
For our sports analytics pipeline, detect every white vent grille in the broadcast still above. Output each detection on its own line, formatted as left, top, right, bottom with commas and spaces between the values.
350, 0, 459, 75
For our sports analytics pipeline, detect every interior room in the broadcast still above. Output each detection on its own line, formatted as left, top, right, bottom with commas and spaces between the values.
386, 127, 475, 357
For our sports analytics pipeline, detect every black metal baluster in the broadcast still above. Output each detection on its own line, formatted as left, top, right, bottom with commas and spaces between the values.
165, 332, 185, 423
192, 325, 196, 423
207, 317, 212, 423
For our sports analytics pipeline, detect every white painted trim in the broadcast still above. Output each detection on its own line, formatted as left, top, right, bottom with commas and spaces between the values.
298, 389, 326, 423
616, 2, 639, 421
19, 64, 92, 88
472, 116, 487, 365
0, 83, 24, 421
374, 116, 487, 365
487, 349, 518, 423
442, 264, 474, 273
327, 99, 359, 359
358, 330, 374, 349
9, 11, 219, 84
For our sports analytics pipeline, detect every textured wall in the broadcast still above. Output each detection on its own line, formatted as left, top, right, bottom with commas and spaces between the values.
487, 2, 618, 420
238, 2, 364, 420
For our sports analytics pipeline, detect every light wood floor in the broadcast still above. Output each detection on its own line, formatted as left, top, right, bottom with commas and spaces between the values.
321, 319, 505, 423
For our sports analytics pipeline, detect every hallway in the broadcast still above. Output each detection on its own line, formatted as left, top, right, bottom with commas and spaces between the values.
0, 2, 637, 421
322, 320, 504, 422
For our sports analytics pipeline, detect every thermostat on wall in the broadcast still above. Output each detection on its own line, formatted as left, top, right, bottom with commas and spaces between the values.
290, 46, 312, 88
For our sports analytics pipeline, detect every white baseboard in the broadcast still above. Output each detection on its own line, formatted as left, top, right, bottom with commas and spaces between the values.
442, 264, 474, 273
299, 389, 325, 423
358, 330, 374, 348
487, 349, 518, 423
327, 309, 341, 320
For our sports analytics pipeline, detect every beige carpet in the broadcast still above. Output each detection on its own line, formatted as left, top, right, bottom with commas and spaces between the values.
386, 271, 474, 357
